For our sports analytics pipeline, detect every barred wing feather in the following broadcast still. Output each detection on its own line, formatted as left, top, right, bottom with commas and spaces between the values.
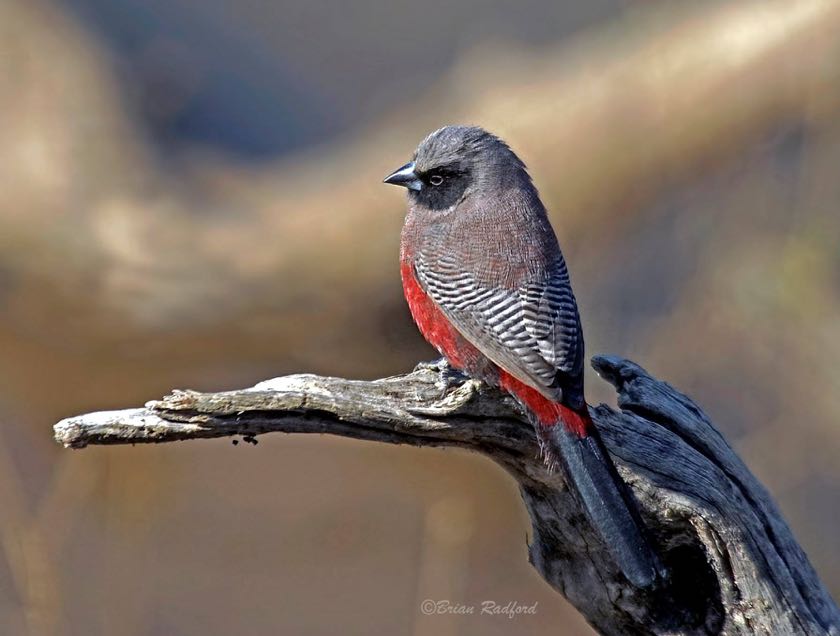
414, 254, 583, 400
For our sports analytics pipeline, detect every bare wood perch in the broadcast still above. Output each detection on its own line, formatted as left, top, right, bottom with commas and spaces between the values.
54, 356, 840, 635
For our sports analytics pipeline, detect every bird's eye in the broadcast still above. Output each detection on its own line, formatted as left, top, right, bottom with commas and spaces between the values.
428, 174, 444, 186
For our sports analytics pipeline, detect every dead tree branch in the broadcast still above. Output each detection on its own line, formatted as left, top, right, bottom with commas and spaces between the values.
53, 356, 840, 635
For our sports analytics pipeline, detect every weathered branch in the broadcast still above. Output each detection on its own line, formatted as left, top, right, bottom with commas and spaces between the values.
53, 356, 840, 635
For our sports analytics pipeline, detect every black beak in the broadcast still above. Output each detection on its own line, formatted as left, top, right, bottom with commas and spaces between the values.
383, 161, 422, 191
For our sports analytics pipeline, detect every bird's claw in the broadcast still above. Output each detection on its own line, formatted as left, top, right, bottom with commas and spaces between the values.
414, 358, 468, 398
414, 357, 452, 374
408, 378, 483, 416
438, 367, 469, 400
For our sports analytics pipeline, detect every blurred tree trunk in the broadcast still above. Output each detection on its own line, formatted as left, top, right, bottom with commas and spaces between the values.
3, 0, 840, 335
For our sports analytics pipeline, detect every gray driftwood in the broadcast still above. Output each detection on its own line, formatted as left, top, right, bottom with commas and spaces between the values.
54, 355, 840, 635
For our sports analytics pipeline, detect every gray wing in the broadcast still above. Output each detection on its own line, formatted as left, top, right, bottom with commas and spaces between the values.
414, 253, 583, 400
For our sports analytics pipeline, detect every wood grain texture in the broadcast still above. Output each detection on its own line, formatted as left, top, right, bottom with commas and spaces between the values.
54, 356, 840, 635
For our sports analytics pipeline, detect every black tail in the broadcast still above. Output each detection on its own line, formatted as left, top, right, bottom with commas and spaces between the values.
544, 423, 661, 588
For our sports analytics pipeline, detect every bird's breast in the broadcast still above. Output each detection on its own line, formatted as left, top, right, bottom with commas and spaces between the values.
402, 192, 558, 289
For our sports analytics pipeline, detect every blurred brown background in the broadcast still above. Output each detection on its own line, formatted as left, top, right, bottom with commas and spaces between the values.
1, 0, 839, 634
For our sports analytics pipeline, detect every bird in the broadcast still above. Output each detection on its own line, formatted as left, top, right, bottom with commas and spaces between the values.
384, 125, 660, 588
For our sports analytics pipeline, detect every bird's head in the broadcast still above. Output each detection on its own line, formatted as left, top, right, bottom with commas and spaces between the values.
383, 125, 531, 212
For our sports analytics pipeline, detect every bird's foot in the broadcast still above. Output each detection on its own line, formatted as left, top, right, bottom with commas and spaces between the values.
408, 377, 483, 416
414, 358, 469, 399
414, 357, 452, 374
438, 366, 469, 399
